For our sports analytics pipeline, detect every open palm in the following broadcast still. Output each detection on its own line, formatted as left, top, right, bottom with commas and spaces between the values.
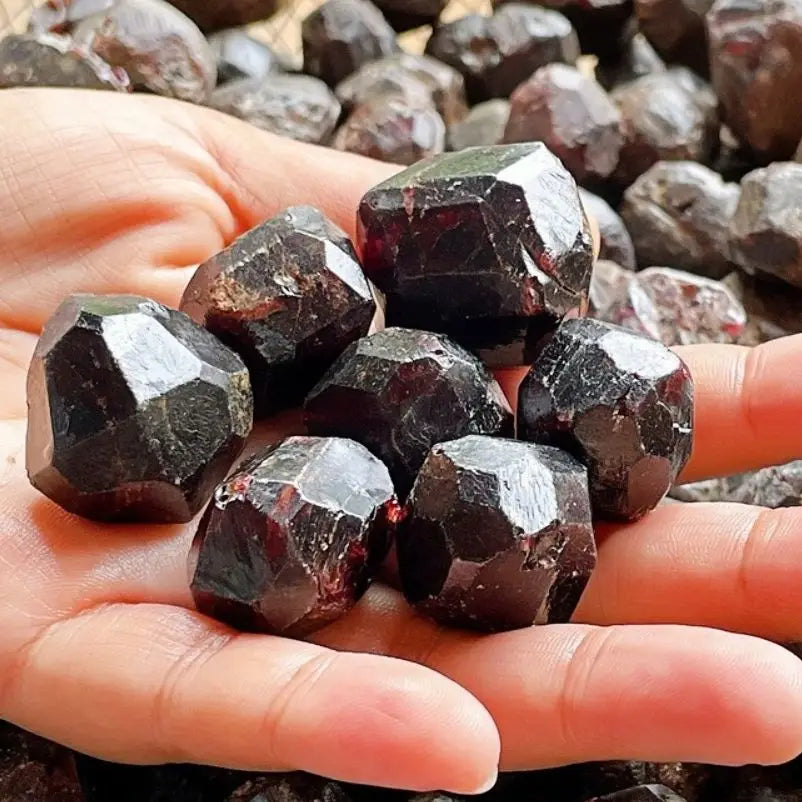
2, 87, 802, 795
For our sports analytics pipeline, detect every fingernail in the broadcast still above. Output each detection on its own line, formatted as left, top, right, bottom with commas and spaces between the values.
465, 767, 499, 796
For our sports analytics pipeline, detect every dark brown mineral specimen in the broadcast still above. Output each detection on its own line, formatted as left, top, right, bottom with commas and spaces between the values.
335, 52, 468, 127
595, 33, 666, 92
588, 259, 634, 318
621, 161, 740, 278
370, 0, 449, 31
397, 434, 596, 632
634, 0, 713, 75
227, 774, 352, 802
424, 4, 580, 104
26, 294, 253, 523
611, 68, 719, 187
190, 436, 397, 638
303, 327, 514, 495
301, 0, 398, 87
708, 0, 802, 161
726, 271, 802, 345
0, 32, 130, 90
605, 266, 747, 345
357, 143, 594, 366
180, 206, 377, 417
209, 29, 286, 85
448, 99, 510, 151
208, 74, 341, 144
579, 189, 637, 270
333, 94, 446, 164
0, 722, 84, 802
503, 63, 623, 185
729, 162, 802, 289
71, 0, 216, 103
518, 317, 694, 521
164, 0, 278, 33
587, 787, 687, 802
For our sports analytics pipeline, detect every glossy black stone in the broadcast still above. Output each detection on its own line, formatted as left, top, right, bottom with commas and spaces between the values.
208, 74, 341, 144
634, 0, 712, 75
729, 163, 802, 289
304, 328, 514, 496
357, 143, 594, 366
301, 0, 398, 87
0, 722, 84, 802
163, 0, 278, 33
579, 189, 637, 270
209, 29, 286, 85
335, 52, 468, 127
503, 63, 623, 185
333, 94, 446, 165
611, 69, 719, 187
424, 4, 580, 104
71, 0, 216, 103
621, 161, 740, 279
595, 33, 666, 92
227, 774, 352, 802
397, 435, 595, 632
518, 317, 694, 521
370, 0, 448, 31
26, 294, 253, 523
587, 787, 687, 802
190, 436, 397, 638
448, 99, 509, 151
708, 0, 802, 162
0, 32, 130, 90
180, 206, 377, 417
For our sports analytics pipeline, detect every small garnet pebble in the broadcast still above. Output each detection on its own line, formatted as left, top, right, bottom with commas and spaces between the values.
397, 435, 596, 633
303, 327, 514, 496
586, 788, 687, 802
227, 775, 353, 802
356, 143, 594, 366
189, 436, 397, 638
26, 295, 253, 523
518, 318, 694, 521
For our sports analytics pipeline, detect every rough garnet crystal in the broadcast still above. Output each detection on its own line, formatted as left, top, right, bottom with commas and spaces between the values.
335, 52, 468, 127
589, 259, 634, 319
227, 774, 352, 802
503, 63, 623, 185
596, 33, 666, 92
424, 4, 580, 104
208, 74, 341, 144
708, 0, 802, 161
0, 32, 130, 91
71, 0, 216, 103
301, 0, 398, 87
209, 29, 286, 85
163, 0, 278, 33
579, 189, 637, 270
634, 0, 712, 76
587, 788, 687, 802
180, 206, 377, 417
621, 161, 740, 279
333, 95, 446, 165
448, 99, 510, 151
303, 328, 514, 496
370, 0, 449, 31
728, 460, 802, 509
518, 318, 694, 521
397, 434, 596, 632
605, 266, 747, 345
26, 294, 253, 523
729, 163, 802, 289
356, 143, 594, 366
0, 721, 84, 802
611, 69, 719, 187
190, 436, 397, 638
727, 271, 802, 345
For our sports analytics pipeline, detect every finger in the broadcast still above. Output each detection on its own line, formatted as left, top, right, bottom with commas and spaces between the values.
0, 603, 499, 793
315, 586, 802, 769
494, 335, 802, 482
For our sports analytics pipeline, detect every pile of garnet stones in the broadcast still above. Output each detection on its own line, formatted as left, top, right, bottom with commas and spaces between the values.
26, 142, 694, 638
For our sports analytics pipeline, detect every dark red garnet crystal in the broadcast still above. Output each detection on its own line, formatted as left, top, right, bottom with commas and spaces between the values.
180, 206, 378, 417
518, 318, 694, 521
190, 436, 397, 638
587, 788, 687, 802
397, 435, 595, 633
303, 327, 514, 496
357, 143, 594, 366
26, 294, 253, 523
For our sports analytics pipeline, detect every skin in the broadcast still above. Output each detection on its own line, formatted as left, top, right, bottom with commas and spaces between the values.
2, 87, 802, 794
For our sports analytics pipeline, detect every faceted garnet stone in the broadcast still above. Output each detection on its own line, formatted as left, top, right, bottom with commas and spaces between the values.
27, 295, 253, 523
303, 328, 514, 496
518, 318, 694, 521
357, 143, 594, 366
190, 436, 397, 638
180, 206, 377, 417
397, 435, 596, 633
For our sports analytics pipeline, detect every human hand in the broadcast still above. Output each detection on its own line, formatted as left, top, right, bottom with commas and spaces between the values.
2, 88, 802, 796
